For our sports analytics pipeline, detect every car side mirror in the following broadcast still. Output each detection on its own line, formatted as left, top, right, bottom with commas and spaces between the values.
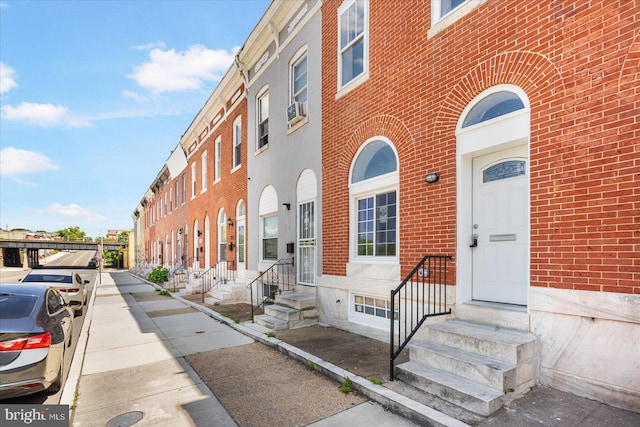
84, 280, 89, 284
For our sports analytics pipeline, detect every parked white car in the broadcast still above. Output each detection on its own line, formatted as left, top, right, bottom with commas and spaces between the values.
20, 270, 88, 316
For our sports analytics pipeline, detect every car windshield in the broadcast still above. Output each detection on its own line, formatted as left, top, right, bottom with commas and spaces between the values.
0, 294, 38, 319
23, 274, 72, 284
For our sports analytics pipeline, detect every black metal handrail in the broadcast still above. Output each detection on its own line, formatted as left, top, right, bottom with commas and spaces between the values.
390, 254, 452, 380
197, 260, 236, 302
247, 258, 295, 322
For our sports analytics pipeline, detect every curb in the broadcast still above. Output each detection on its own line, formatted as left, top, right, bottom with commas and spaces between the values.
147, 274, 468, 427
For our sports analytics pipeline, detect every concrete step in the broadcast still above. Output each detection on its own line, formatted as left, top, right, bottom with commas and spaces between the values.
396, 360, 504, 416
265, 304, 301, 322
254, 314, 288, 330
275, 291, 316, 310
409, 341, 517, 391
424, 319, 538, 365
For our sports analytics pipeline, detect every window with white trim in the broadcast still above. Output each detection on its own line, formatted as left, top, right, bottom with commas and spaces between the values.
291, 49, 308, 105
181, 175, 186, 204
191, 162, 196, 198
259, 185, 279, 261
233, 116, 242, 169
257, 88, 269, 150
215, 136, 221, 181
354, 294, 397, 320
350, 138, 399, 260
201, 151, 208, 192
338, 0, 368, 88
433, 0, 467, 21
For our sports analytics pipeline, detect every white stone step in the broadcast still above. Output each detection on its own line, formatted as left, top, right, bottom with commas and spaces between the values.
275, 292, 316, 310
264, 304, 301, 322
409, 341, 516, 391
425, 320, 538, 364
396, 360, 503, 416
254, 314, 288, 330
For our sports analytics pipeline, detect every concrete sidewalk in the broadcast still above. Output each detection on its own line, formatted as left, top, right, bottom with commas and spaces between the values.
66, 272, 640, 427
66, 272, 421, 427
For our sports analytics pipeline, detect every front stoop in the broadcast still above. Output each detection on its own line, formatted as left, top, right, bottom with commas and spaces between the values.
255, 291, 318, 330
208, 282, 246, 304
396, 319, 539, 416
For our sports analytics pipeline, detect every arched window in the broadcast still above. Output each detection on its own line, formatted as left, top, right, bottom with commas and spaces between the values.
350, 138, 398, 259
259, 186, 278, 261
461, 90, 525, 128
217, 209, 227, 262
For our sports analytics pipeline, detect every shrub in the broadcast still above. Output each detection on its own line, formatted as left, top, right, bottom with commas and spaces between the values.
147, 266, 169, 283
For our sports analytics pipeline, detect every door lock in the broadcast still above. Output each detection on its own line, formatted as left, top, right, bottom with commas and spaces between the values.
469, 234, 478, 248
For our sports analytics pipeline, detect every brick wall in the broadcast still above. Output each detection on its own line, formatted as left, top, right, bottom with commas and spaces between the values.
321, 0, 639, 293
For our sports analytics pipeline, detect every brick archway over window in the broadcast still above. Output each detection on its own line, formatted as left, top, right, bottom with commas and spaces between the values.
335, 114, 414, 177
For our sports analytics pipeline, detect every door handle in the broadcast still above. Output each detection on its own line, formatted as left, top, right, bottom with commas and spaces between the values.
469, 234, 478, 248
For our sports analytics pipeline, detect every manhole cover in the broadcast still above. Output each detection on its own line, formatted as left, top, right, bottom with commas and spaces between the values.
107, 411, 143, 427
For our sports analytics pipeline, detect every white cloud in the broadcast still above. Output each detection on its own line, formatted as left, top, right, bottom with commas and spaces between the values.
1, 101, 91, 127
129, 44, 236, 93
132, 41, 166, 51
43, 203, 108, 222
0, 62, 18, 94
0, 146, 58, 176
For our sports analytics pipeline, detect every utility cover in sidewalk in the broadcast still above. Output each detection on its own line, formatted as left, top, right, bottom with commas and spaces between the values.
107, 411, 143, 427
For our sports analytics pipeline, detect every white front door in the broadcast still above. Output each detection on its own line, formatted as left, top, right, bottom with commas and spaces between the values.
471, 146, 528, 305
236, 217, 246, 278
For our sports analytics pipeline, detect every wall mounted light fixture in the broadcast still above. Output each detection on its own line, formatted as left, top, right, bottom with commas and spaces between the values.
425, 172, 440, 183
282, 203, 291, 211
197, 230, 202, 237
227, 218, 234, 227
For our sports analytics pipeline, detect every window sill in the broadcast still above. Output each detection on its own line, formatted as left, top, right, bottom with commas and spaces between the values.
336, 71, 369, 101
254, 144, 269, 156
428, 0, 488, 39
287, 116, 309, 135
231, 165, 241, 174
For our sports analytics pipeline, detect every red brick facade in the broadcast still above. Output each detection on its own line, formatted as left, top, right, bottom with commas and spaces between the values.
142, 85, 247, 270
321, 0, 639, 294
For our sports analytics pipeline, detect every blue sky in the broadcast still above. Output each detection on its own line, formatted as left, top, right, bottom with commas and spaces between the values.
0, 0, 270, 239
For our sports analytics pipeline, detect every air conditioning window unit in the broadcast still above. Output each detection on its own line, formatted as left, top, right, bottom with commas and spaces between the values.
287, 102, 305, 125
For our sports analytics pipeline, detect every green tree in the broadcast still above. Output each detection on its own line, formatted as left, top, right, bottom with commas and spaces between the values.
117, 230, 129, 243
56, 226, 87, 241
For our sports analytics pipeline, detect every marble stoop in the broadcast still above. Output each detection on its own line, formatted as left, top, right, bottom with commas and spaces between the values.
208, 282, 246, 304
396, 319, 539, 416
255, 291, 318, 330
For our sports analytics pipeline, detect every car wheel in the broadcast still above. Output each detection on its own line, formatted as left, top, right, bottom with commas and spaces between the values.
47, 356, 64, 394
74, 306, 83, 317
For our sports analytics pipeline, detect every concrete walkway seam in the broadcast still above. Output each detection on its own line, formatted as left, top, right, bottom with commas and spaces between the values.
137, 274, 467, 427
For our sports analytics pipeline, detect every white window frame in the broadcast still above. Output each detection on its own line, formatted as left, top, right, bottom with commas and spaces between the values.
290, 47, 308, 106
349, 138, 399, 263
217, 209, 227, 262
191, 162, 196, 199
215, 136, 222, 182
262, 215, 278, 261
429, 0, 487, 38
338, 0, 369, 91
349, 292, 398, 330
256, 87, 269, 151
232, 116, 242, 170
201, 151, 208, 193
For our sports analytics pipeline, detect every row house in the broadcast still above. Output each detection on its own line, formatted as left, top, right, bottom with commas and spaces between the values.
132, 0, 639, 418
318, 0, 638, 415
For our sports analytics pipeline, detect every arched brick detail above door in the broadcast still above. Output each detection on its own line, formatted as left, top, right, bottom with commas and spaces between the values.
432, 51, 566, 138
